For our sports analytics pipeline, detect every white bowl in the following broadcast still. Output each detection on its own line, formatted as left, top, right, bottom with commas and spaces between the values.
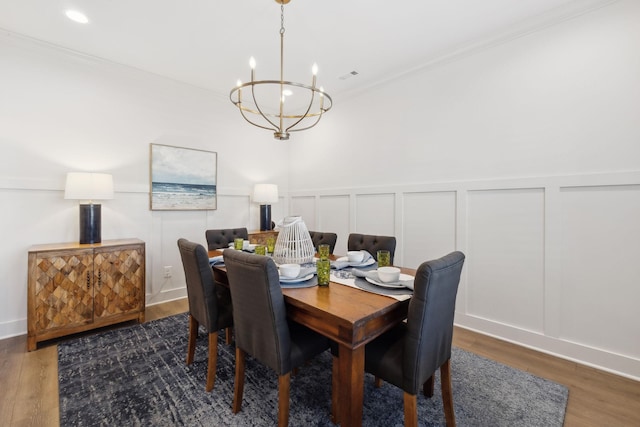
347, 251, 365, 263
377, 266, 401, 283
279, 264, 301, 278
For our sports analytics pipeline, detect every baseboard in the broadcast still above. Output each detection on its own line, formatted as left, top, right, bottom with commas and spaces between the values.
455, 313, 640, 382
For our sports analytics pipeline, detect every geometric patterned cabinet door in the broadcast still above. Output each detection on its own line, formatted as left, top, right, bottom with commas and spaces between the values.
27, 239, 145, 351
93, 245, 144, 320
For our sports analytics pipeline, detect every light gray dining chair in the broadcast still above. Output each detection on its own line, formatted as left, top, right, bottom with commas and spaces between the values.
223, 249, 330, 426
364, 251, 465, 427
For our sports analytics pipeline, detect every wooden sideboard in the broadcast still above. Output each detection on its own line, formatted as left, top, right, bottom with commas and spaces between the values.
27, 238, 146, 351
248, 230, 279, 245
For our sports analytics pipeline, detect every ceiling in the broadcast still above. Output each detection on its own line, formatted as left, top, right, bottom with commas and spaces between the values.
0, 0, 612, 101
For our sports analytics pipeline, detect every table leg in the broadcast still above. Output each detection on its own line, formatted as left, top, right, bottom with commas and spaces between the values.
337, 343, 364, 426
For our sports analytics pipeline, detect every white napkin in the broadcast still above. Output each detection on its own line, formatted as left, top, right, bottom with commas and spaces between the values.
357, 250, 374, 263
330, 260, 350, 270
331, 250, 374, 270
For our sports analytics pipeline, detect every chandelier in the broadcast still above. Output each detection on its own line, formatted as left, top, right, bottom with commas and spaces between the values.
229, 0, 333, 140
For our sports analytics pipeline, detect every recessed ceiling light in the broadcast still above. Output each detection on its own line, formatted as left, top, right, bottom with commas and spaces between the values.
65, 10, 89, 24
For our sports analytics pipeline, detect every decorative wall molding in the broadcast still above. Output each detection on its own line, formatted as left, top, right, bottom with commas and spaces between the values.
289, 170, 640, 381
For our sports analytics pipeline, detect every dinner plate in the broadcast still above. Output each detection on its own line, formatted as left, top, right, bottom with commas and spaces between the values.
366, 273, 414, 289
279, 273, 314, 284
336, 256, 376, 268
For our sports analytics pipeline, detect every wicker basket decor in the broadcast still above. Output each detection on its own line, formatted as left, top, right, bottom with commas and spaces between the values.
272, 216, 314, 264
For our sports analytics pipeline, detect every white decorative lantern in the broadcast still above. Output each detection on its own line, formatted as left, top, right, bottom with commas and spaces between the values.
273, 216, 314, 264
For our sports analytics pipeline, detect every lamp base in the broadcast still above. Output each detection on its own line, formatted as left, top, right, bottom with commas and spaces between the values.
260, 204, 272, 231
79, 204, 102, 244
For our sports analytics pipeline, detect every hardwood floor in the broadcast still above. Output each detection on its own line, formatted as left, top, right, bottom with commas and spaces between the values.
1, 298, 638, 426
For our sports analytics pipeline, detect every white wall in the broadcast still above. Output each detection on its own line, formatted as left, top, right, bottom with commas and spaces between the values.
0, 33, 290, 338
1, 0, 638, 381
288, 0, 640, 380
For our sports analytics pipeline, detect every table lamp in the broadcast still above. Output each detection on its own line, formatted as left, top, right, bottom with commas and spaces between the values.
253, 183, 278, 231
64, 172, 114, 244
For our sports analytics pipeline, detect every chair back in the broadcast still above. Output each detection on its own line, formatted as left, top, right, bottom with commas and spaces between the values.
223, 250, 292, 374
348, 233, 397, 263
404, 251, 465, 393
205, 227, 249, 250
308, 231, 338, 254
177, 238, 220, 331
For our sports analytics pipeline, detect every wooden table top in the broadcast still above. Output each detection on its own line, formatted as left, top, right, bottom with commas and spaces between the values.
210, 249, 412, 349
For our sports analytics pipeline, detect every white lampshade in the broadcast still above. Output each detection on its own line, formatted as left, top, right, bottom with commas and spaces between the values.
253, 184, 278, 204
64, 172, 114, 201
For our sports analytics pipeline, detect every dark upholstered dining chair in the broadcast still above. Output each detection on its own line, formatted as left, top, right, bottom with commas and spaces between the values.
177, 238, 234, 392
223, 250, 330, 426
308, 231, 338, 254
347, 233, 397, 264
205, 227, 249, 250
364, 251, 465, 427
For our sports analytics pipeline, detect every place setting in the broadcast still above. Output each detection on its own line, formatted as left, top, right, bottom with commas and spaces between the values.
350, 266, 414, 298
211, 237, 276, 267
330, 250, 377, 270
226, 238, 257, 252
325, 249, 415, 299
278, 263, 318, 288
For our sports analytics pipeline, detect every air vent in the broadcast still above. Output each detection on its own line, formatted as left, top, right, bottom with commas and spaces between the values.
338, 70, 359, 80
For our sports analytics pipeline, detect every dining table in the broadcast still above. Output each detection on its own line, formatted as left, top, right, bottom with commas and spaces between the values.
209, 249, 414, 427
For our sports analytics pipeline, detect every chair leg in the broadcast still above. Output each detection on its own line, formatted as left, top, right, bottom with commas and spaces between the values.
278, 372, 291, 427
233, 347, 246, 414
225, 327, 233, 345
331, 354, 339, 424
374, 377, 383, 388
441, 359, 456, 427
423, 375, 434, 398
403, 392, 418, 427
206, 331, 218, 392
186, 314, 198, 365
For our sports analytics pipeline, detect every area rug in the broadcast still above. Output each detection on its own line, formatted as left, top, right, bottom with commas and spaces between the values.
58, 313, 568, 426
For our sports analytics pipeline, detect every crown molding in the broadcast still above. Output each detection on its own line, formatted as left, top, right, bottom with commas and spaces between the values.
339, 0, 619, 102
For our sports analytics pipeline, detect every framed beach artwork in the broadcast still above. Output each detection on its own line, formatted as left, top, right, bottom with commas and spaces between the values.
150, 143, 217, 210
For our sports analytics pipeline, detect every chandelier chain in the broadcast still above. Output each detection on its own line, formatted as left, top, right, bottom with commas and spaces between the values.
280, 4, 285, 35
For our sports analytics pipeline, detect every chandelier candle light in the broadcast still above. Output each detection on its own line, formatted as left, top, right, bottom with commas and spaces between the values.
229, 0, 333, 140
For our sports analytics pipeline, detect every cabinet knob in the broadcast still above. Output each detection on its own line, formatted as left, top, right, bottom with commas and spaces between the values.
86, 271, 90, 290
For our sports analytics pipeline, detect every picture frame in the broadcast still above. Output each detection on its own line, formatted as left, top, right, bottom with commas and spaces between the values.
150, 143, 217, 210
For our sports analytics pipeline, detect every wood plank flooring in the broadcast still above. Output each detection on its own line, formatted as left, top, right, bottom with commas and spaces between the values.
1, 298, 638, 426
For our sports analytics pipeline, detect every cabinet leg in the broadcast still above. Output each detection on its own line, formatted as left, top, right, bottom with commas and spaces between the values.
27, 335, 36, 352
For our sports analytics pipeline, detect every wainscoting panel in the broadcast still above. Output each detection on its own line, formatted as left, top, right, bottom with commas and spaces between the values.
206, 194, 251, 232
402, 191, 457, 269
558, 184, 640, 357
466, 188, 545, 334
318, 195, 350, 255
355, 193, 395, 236
290, 196, 316, 229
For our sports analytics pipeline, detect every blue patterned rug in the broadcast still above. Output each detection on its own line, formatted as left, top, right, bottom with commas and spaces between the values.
58, 313, 568, 426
